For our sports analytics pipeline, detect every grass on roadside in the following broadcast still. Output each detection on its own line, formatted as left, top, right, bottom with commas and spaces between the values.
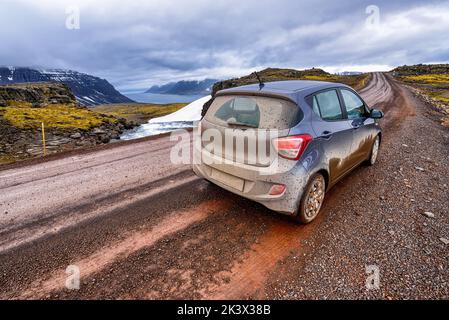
399, 74, 449, 86
0, 154, 16, 165
91, 103, 187, 125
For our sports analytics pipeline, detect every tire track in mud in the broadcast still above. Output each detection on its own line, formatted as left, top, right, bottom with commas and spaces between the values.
202, 223, 306, 299
197, 174, 347, 300
0, 178, 217, 299
0, 170, 198, 253
376, 74, 416, 132
360, 72, 392, 107
18, 198, 229, 299
48, 193, 283, 300
0, 135, 193, 235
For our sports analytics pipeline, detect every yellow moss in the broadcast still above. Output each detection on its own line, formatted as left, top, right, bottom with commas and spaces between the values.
426, 91, 449, 104
302, 75, 335, 81
0, 154, 16, 165
438, 96, 449, 103
400, 74, 449, 84
92, 103, 186, 124
2, 104, 115, 130
302, 74, 369, 90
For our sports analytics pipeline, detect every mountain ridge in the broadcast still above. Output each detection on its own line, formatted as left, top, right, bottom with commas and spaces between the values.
0, 67, 134, 106
145, 78, 218, 95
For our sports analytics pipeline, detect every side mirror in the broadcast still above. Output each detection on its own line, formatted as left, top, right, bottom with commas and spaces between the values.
370, 109, 384, 119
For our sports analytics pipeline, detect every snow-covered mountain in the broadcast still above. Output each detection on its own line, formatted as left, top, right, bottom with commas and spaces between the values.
146, 79, 217, 95
0, 67, 133, 106
336, 71, 363, 76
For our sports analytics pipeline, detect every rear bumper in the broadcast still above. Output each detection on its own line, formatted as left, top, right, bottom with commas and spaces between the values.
192, 146, 310, 215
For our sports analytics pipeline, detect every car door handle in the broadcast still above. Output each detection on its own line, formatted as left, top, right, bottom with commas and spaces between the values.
321, 131, 333, 140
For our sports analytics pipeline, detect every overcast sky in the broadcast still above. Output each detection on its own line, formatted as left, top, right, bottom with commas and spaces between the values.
1, 0, 448, 92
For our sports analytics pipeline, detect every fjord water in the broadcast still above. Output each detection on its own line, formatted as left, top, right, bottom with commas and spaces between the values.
124, 92, 203, 104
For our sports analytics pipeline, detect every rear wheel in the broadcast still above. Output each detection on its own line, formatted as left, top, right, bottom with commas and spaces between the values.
295, 173, 326, 224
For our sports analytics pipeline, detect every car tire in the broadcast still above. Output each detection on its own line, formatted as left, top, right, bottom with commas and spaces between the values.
295, 173, 326, 224
366, 135, 380, 166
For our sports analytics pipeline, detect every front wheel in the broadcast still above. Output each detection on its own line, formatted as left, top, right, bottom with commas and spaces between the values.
295, 173, 326, 224
367, 135, 380, 166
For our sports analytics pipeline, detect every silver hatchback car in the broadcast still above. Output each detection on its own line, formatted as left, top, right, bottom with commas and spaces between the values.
193, 80, 383, 223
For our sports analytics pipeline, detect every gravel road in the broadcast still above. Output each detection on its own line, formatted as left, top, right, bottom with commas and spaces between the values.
0, 73, 447, 299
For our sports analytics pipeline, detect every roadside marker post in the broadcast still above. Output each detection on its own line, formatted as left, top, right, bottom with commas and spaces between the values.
41, 122, 47, 156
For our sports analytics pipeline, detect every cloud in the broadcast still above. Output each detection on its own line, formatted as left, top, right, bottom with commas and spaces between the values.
0, 0, 448, 91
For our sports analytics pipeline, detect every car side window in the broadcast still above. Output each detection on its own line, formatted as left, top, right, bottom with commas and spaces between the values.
341, 89, 367, 120
312, 96, 321, 117
314, 90, 343, 121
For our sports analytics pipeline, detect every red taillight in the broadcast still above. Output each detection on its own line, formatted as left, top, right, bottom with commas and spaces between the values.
272, 134, 313, 160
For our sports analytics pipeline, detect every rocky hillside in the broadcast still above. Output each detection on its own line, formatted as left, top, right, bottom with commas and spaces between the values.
0, 82, 134, 164
210, 67, 368, 94
0, 67, 134, 106
0, 82, 76, 106
202, 67, 369, 116
391, 64, 449, 76
146, 79, 218, 95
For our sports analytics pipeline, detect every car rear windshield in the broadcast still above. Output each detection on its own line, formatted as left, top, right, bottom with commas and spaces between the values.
204, 95, 301, 129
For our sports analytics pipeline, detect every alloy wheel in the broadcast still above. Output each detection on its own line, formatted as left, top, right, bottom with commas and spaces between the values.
304, 175, 326, 219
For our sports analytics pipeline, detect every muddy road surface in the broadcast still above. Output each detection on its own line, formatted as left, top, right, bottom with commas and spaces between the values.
0, 73, 448, 299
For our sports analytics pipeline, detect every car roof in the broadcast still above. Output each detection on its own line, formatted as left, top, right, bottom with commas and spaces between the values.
216, 80, 350, 103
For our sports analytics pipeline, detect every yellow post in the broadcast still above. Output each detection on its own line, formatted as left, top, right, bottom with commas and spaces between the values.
41, 122, 47, 156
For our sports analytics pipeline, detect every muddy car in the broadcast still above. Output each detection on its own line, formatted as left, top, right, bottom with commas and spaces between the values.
193, 80, 383, 223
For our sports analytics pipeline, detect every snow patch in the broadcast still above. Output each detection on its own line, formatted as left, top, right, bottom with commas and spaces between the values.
82, 96, 96, 103
121, 95, 211, 140
149, 95, 211, 123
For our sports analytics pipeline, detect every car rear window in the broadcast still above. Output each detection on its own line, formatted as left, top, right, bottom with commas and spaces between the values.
204, 95, 301, 129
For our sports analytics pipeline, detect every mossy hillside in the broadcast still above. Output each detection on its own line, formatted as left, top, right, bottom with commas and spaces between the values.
391, 64, 449, 76
211, 68, 370, 95
395, 70, 449, 106
0, 82, 76, 105
92, 103, 186, 124
0, 101, 116, 130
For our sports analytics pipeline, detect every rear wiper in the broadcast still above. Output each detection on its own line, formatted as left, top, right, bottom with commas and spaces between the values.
226, 118, 258, 128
